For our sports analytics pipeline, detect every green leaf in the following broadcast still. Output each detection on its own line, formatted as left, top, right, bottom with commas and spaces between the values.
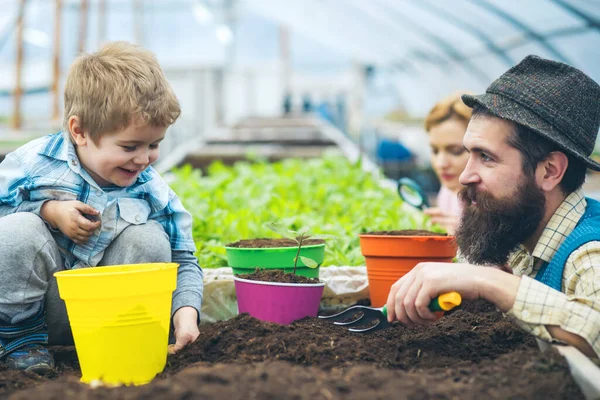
263, 222, 297, 240
299, 256, 319, 269
297, 226, 310, 236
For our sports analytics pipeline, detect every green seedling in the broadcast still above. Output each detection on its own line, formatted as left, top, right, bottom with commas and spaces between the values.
264, 222, 336, 274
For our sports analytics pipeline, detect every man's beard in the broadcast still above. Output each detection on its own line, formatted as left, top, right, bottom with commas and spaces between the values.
455, 174, 546, 266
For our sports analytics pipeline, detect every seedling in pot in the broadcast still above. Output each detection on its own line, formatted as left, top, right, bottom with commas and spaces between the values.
263, 222, 336, 275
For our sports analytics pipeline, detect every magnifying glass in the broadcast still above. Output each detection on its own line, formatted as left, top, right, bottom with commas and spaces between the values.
397, 177, 429, 210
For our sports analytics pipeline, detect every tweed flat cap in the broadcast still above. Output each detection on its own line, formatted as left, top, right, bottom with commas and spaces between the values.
462, 55, 600, 171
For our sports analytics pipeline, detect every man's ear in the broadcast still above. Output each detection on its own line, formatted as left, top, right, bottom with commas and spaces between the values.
538, 151, 568, 192
68, 116, 87, 146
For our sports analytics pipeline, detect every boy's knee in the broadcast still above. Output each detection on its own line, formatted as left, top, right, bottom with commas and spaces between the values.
0, 213, 51, 251
0, 212, 45, 232
118, 221, 171, 262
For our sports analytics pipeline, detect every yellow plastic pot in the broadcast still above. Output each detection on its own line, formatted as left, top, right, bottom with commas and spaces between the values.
54, 263, 178, 386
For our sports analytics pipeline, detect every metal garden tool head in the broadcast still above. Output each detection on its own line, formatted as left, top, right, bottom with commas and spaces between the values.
320, 304, 390, 333
319, 292, 462, 334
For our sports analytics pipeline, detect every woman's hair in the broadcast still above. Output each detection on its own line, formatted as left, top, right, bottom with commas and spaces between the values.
424, 91, 473, 132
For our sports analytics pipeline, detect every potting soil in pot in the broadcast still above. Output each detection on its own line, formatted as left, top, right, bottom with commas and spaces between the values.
364, 230, 447, 236
238, 269, 321, 284
2, 301, 583, 399
227, 238, 325, 248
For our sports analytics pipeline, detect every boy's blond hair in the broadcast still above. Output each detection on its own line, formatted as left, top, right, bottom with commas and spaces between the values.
63, 41, 180, 142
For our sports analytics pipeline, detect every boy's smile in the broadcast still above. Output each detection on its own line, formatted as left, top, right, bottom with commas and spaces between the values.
69, 116, 167, 187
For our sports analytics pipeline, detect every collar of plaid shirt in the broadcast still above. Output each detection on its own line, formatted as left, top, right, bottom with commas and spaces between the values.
509, 188, 587, 276
39, 132, 154, 189
19, 132, 176, 267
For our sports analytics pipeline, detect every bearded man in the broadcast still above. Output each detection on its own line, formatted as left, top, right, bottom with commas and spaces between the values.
387, 55, 600, 358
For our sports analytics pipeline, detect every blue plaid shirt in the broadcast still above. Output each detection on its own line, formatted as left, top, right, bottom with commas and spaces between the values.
0, 132, 203, 316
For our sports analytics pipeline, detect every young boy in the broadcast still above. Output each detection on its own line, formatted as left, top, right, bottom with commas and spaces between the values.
0, 42, 203, 373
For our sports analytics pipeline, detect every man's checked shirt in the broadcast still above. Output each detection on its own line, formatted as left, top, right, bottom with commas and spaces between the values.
507, 188, 600, 357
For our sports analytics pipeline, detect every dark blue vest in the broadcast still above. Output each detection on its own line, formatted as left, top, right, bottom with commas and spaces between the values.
535, 198, 600, 291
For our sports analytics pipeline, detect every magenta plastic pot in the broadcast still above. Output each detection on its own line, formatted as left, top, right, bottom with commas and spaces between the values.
233, 276, 325, 325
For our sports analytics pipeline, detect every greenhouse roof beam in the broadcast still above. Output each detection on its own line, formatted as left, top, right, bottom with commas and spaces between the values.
551, 0, 600, 31
544, 25, 594, 39
0, 0, 28, 55
391, 23, 591, 77
414, 0, 515, 67
344, 1, 488, 84
373, 0, 491, 84
472, 0, 572, 64
309, 0, 413, 63
245, 0, 391, 64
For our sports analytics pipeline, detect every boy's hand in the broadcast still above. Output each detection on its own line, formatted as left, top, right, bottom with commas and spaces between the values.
168, 306, 199, 354
41, 200, 101, 244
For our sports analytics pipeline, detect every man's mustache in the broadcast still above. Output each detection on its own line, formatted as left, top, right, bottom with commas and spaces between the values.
458, 184, 489, 205
458, 184, 499, 210
458, 185, 476, 204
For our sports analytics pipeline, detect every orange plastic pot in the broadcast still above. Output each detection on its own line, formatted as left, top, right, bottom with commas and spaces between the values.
359, 234, 457, 307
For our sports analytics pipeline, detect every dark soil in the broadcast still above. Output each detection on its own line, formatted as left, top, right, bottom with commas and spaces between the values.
2, 301, 584, 399
226, 238, 325, 248
238, 269, 321, 284
363, 229, 447, 236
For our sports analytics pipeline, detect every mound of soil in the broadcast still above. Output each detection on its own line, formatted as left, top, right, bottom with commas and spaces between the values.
226, 238, 325, 248
238, 269, 321, 284
2, 301, 584, 399
363, 230, 447, 236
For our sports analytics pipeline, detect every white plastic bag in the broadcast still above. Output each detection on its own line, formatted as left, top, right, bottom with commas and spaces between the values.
200, 266, 370, 324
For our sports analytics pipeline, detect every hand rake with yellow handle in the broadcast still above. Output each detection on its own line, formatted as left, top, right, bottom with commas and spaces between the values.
319, 292, 462, 333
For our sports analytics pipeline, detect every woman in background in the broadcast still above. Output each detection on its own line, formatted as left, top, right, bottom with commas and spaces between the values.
423, 92, 472, 235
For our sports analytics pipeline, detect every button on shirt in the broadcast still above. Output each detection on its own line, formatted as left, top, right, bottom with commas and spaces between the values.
506, 188, 600, 357
0, 132, 203, 316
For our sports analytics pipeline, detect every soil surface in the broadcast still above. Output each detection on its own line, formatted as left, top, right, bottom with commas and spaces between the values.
238, 269, 321, 284
2, 301, 583, 399
226, 238, 325, 248
363, 229, 447, 236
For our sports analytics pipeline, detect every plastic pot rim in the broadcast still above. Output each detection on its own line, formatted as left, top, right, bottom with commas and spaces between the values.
225, 243, 326, 251
54, 263, 179, 279
233, 276, 325, 288
358, 234, 455, 239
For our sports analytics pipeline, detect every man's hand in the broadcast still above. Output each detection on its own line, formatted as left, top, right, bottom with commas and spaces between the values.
423, 207, 459, 235
168, 306, 199, 354
385, 262, 520, 327
41, 200, 101, 244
